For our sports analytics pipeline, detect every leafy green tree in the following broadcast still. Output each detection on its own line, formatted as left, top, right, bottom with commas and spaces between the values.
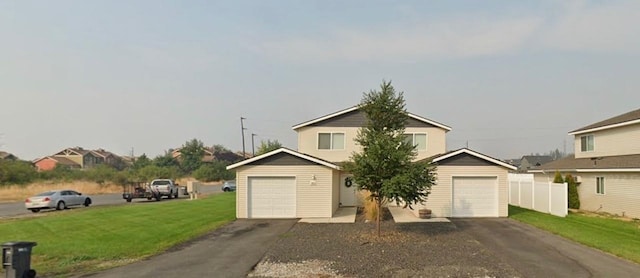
553, 171, 564, 183
193, 161, 235, 182
344, 81, 437, 236
256, 139, 283, 156
180, 139, 205, 173
0, 160, 38, 185
565, 174, 580, 209
132, 153, 152, 170
153, 151, 179, 168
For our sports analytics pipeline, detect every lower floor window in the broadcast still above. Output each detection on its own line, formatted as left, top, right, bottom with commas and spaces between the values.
596, 177, 605, 195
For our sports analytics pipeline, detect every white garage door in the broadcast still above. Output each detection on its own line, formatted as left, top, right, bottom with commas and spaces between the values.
452, 177, 498, 217
248, 177, 296, 218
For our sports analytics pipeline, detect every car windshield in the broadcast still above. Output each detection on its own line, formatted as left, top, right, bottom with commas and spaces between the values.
151, 180, 170, 185
36, 191, 56, 196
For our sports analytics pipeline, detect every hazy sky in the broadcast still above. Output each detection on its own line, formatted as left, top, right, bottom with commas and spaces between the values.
2, 0, 640, 161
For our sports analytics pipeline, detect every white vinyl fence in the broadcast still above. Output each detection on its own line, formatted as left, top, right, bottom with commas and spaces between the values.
508, 174, 567, 217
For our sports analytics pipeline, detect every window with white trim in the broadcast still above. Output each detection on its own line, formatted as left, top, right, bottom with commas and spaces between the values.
318, 133, 345, 150
580, 135, 594, 152
403, 133, 427, 151
596, 177, 605, 195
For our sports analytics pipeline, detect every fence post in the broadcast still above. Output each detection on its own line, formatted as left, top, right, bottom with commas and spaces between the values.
564, 182, 568, 216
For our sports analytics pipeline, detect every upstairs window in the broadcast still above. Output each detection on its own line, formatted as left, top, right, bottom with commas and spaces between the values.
318, 133, 345, 150
596, 177, 605, 195
580, 135, 594, 152
403, 133, 427, 151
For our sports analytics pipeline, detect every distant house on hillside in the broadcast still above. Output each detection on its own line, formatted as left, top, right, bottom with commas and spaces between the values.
33, 156, 81, 171
519, 155, 553, 172
503, 158, 521, 169
0, 151, 18, 161
33, 147, 123, 171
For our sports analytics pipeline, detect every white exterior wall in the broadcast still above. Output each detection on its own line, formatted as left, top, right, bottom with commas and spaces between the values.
296, 126, 447, 162
415, 165, 509, 217
235, 165, 335, 218
574, 124, 640, 158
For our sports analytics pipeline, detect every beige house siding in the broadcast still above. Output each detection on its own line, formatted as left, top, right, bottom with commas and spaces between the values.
234, 165, 335, 218
415, 165, 509, 217
574, 124, 640, 158
576, 173, 640, 219
297, 126, 447, 162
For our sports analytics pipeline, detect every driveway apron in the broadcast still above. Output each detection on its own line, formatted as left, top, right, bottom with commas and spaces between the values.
84, 219, 297, 278
453, 218, 640, 278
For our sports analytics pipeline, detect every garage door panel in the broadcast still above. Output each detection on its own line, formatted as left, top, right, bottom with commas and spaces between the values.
248, 177, 296, 218
453, 177, 498, 217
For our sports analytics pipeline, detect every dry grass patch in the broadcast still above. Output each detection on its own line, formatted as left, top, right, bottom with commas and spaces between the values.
0, 181, 122, 202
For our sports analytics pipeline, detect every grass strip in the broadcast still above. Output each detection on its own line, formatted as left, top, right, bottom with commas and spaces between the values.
509, 205, 640, 264
0, 193, 236, 276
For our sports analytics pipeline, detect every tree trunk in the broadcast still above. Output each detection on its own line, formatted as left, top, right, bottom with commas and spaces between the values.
377, 199, 381, 237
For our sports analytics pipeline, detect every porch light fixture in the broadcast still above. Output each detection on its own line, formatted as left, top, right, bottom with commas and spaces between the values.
310, 175, 317, 185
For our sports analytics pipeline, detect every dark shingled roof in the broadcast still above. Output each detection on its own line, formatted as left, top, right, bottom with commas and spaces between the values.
522, 155, 554, 165
532, 154, 640, 171
571, 108, 640, 134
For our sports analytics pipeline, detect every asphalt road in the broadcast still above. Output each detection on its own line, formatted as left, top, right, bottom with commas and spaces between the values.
453, 218, 640, 277
84, 219, 298, 278
0, 184, 223, 218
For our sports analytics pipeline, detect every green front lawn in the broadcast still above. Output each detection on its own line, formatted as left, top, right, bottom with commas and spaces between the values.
0, 193, 236, 277
509, 205, 640, 264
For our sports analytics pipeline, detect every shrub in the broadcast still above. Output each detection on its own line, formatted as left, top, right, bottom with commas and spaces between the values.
193, 161, 234, 182
565, 174, 580, 209
0, 160, 38, 185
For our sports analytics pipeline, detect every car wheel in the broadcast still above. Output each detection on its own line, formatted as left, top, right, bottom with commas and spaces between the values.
56, 201, 66, 210
126, 198, 132, 203
223, 188, 230, 192
30, 209, 40, 213
84, 198, 92, 207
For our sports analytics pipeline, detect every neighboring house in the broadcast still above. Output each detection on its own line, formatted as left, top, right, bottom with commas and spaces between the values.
503, 158, 521, 169
530, 108, 640, 218
227, 106, 516, 219
33, 156, 81, 171
519, 155, 553, 172
0, 151, 18, 161
52, 147, 103, 169
34, 147, 123, 171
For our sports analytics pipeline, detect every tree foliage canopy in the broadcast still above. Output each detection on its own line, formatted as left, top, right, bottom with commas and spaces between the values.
180, 138, 205, 173
256, 139, 283, 156
344, 81, 437, 235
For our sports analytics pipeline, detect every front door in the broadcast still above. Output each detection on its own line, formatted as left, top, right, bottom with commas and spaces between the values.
340, 174, 357, 206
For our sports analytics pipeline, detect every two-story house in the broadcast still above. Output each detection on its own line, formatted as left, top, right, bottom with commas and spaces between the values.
530, 108, 640, 218
227, 106, 515, 219
33, 147, 122, 171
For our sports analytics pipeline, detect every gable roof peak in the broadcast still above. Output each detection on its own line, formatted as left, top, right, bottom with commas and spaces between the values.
292, 105, 452, 131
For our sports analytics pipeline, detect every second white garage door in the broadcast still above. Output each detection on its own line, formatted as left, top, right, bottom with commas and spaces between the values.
248, 177, 296, 218
452, 177, 498, 217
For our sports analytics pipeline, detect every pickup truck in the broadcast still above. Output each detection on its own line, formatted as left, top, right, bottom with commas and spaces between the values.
148, 179, 180, 200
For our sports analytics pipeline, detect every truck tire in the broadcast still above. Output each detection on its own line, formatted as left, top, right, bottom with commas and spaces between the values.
174, 190, 179, 199
155, 193, 162, 201
168, 190, 174, 199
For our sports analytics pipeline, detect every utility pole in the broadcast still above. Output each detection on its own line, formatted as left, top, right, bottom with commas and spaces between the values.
251, 133, 257, 156
240, 117, 247, 157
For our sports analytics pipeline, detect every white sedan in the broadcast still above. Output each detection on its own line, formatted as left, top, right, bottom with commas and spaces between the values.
25, 190, 92, 213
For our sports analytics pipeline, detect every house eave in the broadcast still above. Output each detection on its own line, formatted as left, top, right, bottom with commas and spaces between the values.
569, 119, 640, 135
291, 106, 452, 131
432, 148, 517, 171
226, 148, 341, 170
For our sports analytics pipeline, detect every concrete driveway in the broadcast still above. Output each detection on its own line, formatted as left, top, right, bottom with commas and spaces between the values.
453, 218, 640, 277
83, 219, 297, 278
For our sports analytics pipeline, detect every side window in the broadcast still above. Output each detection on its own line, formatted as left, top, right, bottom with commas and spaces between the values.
404, 133, 427, 151
596, 177, 605, 195
581, 135, 594, 152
